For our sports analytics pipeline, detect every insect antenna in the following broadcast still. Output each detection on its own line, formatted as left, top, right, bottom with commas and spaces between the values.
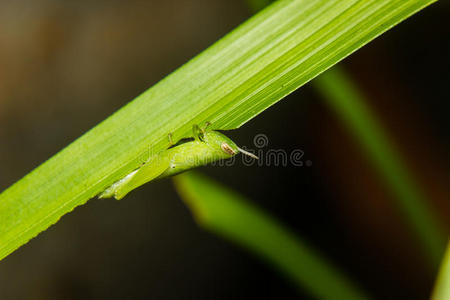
237, 147, 259, 159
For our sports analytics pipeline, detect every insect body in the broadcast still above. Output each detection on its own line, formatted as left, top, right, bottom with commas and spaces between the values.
99, 124, 257, 200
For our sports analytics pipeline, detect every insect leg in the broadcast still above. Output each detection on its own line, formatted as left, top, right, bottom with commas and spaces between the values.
202, 121, 211, 132
193, 124, 204, 141
168, 132, 174, 146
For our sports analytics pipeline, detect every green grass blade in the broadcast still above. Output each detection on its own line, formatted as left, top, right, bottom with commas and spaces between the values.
0, 0, 438, 260
432, 241, 450, 300
246, 0, 273, 12
312, 67, 446, 267
174, 171, 371, 300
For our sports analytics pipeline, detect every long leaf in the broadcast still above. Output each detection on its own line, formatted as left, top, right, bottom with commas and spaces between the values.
174, 171, 371, 300
432, 241, 450, 300
313, 67, 446, 267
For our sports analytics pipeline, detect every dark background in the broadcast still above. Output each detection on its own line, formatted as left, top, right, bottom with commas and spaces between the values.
0, 1, 449, 299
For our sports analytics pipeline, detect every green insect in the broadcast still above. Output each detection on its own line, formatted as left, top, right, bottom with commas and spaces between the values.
99, 123, 257, 200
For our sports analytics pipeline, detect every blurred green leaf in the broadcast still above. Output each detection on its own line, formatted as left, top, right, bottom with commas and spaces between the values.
432, 241, 450, 300
0, 0, 438, 260
245, 0, 273, 12
312, 67, 446, 267
174, 171, 371, 300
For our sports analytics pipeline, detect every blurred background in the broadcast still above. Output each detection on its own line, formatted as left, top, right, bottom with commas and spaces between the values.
0, 0, 449, 299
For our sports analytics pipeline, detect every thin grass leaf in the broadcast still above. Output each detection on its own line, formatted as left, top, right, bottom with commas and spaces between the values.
312, 67, 446, 267
432, 241, 450, 300
246, 0, 273, 12
0, 0, 438, 260
173, 171, 371, 300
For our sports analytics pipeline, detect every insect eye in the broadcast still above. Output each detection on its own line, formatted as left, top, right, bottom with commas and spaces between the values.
221, 143, 236, 155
